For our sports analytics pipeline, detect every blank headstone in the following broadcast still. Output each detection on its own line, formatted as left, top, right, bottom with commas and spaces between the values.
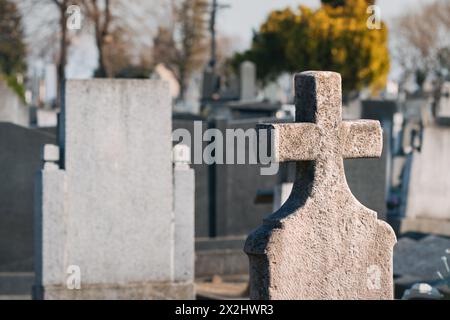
34, 80, 193, 299
403, 124, 450, 236
240, 61, 257, 101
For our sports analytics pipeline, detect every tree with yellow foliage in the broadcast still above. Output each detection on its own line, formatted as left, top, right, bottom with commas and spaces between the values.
233, 0, 389, 95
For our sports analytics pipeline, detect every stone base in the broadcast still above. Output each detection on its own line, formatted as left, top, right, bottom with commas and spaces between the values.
195, 237, 248, 278
0, 272, 34, 297
196, 250, 248, 278
399, 217, 450, 237
33, 281, 194, 300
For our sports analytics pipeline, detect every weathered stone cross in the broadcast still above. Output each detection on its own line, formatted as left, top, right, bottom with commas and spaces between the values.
245, 71, 396, 300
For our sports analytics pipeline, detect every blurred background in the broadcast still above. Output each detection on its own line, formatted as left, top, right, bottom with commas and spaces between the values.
2, 0, 448, 111
1, 0, 450, 300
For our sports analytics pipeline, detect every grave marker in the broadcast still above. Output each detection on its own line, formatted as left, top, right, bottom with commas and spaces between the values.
245, 71, 396, 299
34, 80, 194, 299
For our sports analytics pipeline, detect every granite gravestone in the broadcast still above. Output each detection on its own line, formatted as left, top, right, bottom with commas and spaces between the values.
245, 71, 396, 300
403, 123, 450, 236
34, 80, 194, 299
0, 124, 55, 298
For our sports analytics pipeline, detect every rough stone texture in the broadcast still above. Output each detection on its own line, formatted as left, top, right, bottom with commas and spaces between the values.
244, 71, 396, 300
403, 124, 450, 236
35, 80, 193, 299
0, 80, 29, 127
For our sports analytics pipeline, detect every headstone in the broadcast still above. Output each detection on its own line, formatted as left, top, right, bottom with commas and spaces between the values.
436, 82, 450, 119
402, 124, 450, 236
0, 80, 29, 127
245, 71, 396, 299
0, 124, 55, 297
44, 64, 57, 105
240, 61, 257, 101
34, 80, 194, 299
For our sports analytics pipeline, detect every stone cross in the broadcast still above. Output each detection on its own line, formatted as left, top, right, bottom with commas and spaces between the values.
245, 71, 396, 300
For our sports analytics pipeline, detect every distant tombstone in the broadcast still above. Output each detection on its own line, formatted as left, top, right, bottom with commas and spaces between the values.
240, 61, 257, 101
437, 82, 450, 119
34, 80, 194, 299
0, 124, 55, 297
0, 80, 29, 127
245, 71, 396, 299
403, 124, 450, 236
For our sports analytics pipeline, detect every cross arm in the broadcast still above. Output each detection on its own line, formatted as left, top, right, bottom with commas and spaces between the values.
257, 123, 321, 163
341, 120, 383, 159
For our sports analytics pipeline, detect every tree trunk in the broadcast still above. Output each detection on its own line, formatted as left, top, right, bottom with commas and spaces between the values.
95, 34, 107, 77
93, 0, 110, 78
56, 3, 68, 109
178, 65, 186, 101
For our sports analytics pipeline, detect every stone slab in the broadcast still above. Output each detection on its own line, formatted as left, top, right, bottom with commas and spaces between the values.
34, 80, 189, 299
